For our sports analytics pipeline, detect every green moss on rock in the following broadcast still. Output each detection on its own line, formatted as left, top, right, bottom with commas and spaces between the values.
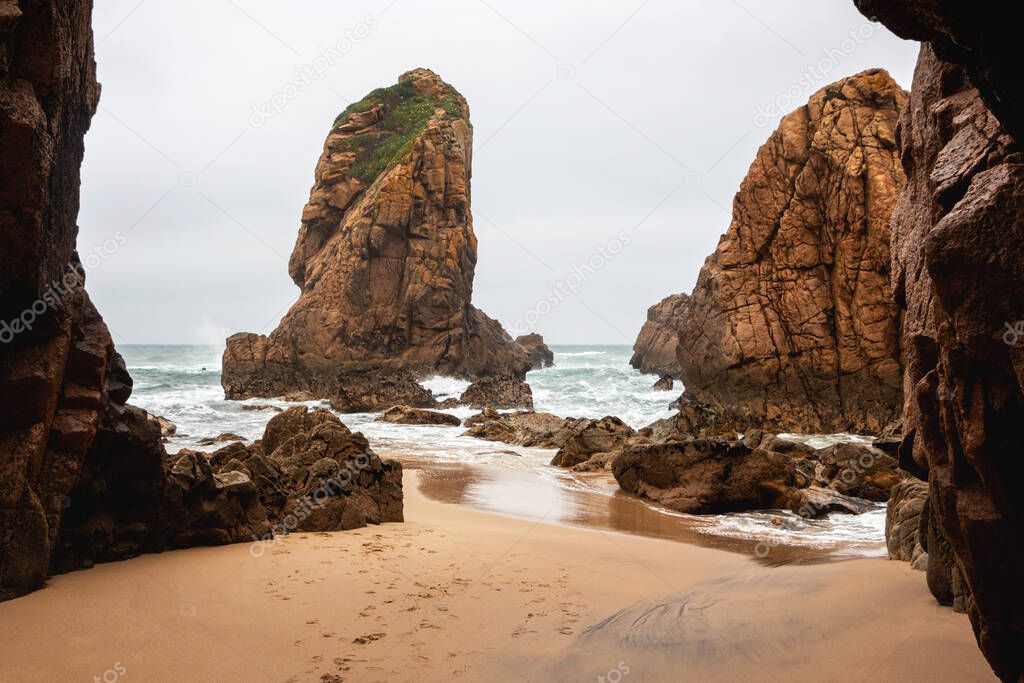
331, 79, 464, 185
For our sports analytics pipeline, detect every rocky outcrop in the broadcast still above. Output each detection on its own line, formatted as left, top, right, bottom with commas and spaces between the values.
453, 375, 533, 410
222, 69, 529, 400
375, 405, 461, 426
242, 406, 403, 531
676, 70, 906, 434
515, 333, 554, 369
630, 293, 688, 378
612, 433, 900, 517
549, 416, 634, 468
461, 409, 581, 448
326, 365, 435, 413
851, 4, 1024, 677
612, 438, 803, 515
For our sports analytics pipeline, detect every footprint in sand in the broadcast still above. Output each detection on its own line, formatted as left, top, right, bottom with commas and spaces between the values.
352, 632, 386, 644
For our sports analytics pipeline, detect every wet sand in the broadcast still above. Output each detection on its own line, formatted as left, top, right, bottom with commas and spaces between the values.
407, 459, 883, 564
0, 470, 993, 682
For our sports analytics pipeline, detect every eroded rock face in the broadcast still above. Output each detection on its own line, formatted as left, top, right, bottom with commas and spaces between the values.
0, 0, 107, 598
550, 416, 634, 468
455, 375, 533, 410
850, 4, 1024, 676
515, 333, 554, 370
326, 365, 435, 413
630, 293, 688, 378
247, 406, 403, 531
677, 70, 906, 434
885, 478, 929, 568
223, 69, 529, 400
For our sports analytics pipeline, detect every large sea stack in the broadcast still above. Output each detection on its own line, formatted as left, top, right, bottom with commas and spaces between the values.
854, 2, 1024, 679
676, 70, 906, 434
0, 0, 402, 601
222, 69, 529, 401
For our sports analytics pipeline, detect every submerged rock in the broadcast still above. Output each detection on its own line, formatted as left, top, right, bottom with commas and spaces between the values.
375, 405, 461, 426
222, 69, 529, 400
676, 70, 906, 434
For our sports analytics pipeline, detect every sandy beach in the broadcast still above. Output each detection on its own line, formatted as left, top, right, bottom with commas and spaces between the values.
0, 470, 993, 682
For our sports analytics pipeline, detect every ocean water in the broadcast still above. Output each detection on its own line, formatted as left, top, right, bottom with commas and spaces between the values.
120, 344, 886, 558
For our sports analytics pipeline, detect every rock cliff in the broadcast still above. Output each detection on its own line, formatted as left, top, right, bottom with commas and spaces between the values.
222, 69, 529, 400
0, 1, 402, 601
629, 293, 688, 378
676, 70, 906, 434
854, 2, 1024, 678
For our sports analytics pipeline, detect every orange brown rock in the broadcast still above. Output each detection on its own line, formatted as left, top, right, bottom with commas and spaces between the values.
677, 70, 906, 434
223, 69, 529, 400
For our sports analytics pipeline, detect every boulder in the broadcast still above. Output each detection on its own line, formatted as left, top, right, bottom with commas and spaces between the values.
327, 366, 436, 413
787, 486, 874, 518
222, 69, 530, 400
461, 410, 582, 448
630, 293, 688, 378
550, 416, 635, 468
515, 333, 554, 369
375, 405, 461, 426
155, 416, 177, 436
611, 438, 801, 515
811, 442, 901, 501
676, 70, 906, 434
457, 376, 533, 410
251, 407, 404, 530
652, 376, 673, 391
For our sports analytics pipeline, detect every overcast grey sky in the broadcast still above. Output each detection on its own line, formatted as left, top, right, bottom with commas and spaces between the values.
79, 0, 917, 346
